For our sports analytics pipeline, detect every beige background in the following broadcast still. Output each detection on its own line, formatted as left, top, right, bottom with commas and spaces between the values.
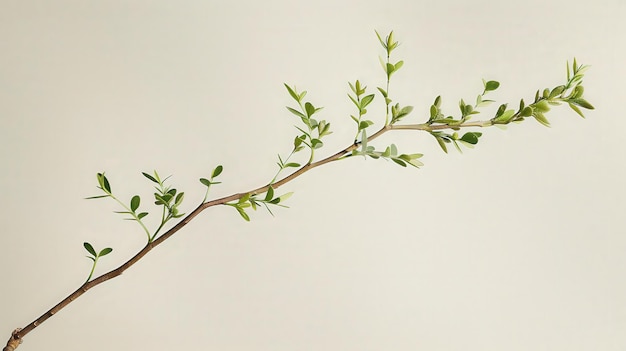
1, 0, 625, 350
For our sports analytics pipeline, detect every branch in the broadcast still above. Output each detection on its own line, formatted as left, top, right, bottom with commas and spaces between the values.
3, 31, 594, 350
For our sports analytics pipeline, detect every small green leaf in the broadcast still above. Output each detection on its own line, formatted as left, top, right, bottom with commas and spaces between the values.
286, 106, 305, 119
175, 192, 184, 206
99, 173, 111, 193
305, 102, 316, 117
235, 206, 250, 222
569, 98, 594, 110
212, 165, 223, 178
311, 139, 323, 149
199, 178, 211, 187
99, 248, 113, 257
460, 132, 482, 145
239, 193, 251, 204
386, 63, 395, 76
284, 162, 300, 168
534, 99, 551, 113
568, 103, 585, 118
278, 192, 294, 203
359, 120, 373, 130
284, 84, 300, 102
391, 158, 407, 167
361, 94, 375, 109
533, 112, 551, 127
377, 87, 388, 98
85, 194, 111, 200
375, 30, 386, 49
435, 136, 448, 153
137, 212, 149, 219
84, 242, 97, 257
130, 195, 140, 212
429, 105, 438, 120
265, 187, 274, 202
484, 80, 500, 92
549, 85, 566, 98
142, 172, 158, 184
521, 106, 533, 117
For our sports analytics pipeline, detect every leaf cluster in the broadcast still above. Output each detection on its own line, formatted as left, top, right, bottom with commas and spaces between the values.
142, 171, 186, 241
199, 165, 223, 202
83, 242, 112, 283
352, 130, 423, 168
226, 187, 293, 221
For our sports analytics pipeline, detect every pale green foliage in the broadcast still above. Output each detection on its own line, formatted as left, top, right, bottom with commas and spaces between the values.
83, 30, 594, 272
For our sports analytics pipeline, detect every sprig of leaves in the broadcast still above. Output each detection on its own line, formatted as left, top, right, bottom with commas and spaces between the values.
86, 173, 151, 239
283, 84, 332, 165
83, 242, 112, 283
199, 165, 223, 203
351, 130, 423, 168
431, 131, 483, 153
348, 80, 376, 142
490, 59, 593, 127
142, 171, 185, 241
226, 187, 293, 221
375, 30, 410, 126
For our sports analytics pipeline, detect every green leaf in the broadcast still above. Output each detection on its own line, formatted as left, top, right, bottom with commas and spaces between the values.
348, 94, 360, 109
142, 172, 158, 184
311, 139, 323, 149
386, 63, 395, 76
533, 112, 551, 127
175, 192, 184, 206
99, 248, 113, 257
460, 132, 482, 145
284, 162, 300, 168
569, 98, 594, 109
568, 102, 585, 118
534, 100, 551, 113
377, 87, 388, 98
429, 105, 438, 120
484, 80, 500, 92
284, 84, 300, 102
521, 106, 533, 117
391, 158, 407, 167
389, 144, 398, 156
375, 30, 386, 49
494, 109, 515, 123
212, 165, 223, 178
361, 94, 375, 109
239, 193, 251, 204
235, 206, 250, 222
199, 178, 211, 187
435, 136, 448, 153
265, 187, 274, 202
85, 194, 111, 200
359, 120, 373, 130
278, 192, 294, 203
137, 212, 149, 219
83, 242, 97, 257
130, 195, 140, 212
348, 81, 357, 95
549, 85, 566, 98
305, 102, 316, 117
286, 106, 306, 119
98, 173, 111, 193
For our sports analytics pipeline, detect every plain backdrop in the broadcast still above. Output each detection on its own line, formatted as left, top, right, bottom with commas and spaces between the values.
1, 1, 625, 350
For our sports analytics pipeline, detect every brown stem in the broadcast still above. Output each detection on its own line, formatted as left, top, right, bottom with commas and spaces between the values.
3, 120, 487, 349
